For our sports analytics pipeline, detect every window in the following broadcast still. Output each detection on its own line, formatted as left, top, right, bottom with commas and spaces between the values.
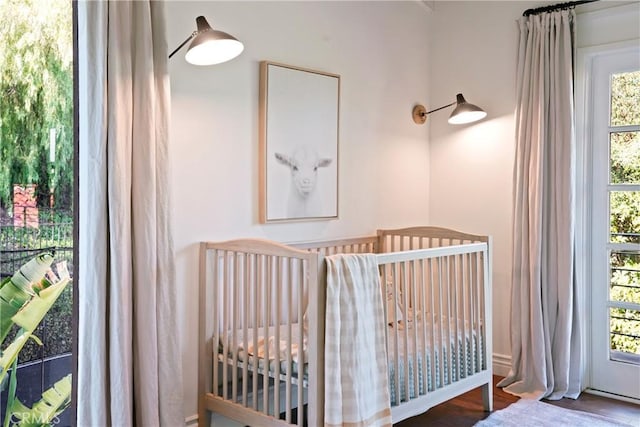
608, 70, 640, 362
584, 46, 640, 399
0, 0, 74, 423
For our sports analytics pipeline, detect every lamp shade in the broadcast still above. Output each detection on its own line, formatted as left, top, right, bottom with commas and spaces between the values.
184, 16, 244, 66
448, 93, 487, 125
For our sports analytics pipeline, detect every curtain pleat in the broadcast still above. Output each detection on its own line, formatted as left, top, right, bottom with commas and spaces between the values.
78, 1, 184, 425
498, 9, 581, 401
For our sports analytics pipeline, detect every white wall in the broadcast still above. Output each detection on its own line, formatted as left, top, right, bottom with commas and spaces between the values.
167, 0, 640, 420
428, 0, 640, 376
167, 1, 432, 419
427, 0, 537, 375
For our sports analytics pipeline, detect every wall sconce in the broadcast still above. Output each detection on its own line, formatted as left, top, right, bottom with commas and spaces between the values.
169, 16, 244, 66
412, 93, 487, 125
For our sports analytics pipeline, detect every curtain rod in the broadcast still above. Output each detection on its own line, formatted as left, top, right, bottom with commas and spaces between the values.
522, 0, 599, 16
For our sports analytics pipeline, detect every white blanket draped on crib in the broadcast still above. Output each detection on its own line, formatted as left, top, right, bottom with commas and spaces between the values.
324, 254, 392, 427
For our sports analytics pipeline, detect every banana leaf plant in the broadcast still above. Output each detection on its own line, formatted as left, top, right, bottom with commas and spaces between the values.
0, 253, 72, 426
5, 374, 71, 427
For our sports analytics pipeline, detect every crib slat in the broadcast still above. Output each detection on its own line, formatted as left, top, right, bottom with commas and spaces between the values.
420, 258, 429, 393
297, 260, 305, 427
381, 262, 390, 404
402, 261, 410, 402
467, 252, 473, 375
242, 255, 249, 406
222, 251, 229, 400
211, 250, 219, 397
479, 251, 486, 371
453, 254, 460, 382
411, 260, 419, 400
479, 251, 485, 369
460, 254, 466, 376
467, 252, 475, 373
429, 258, 437, 392
263, 255, 271, 415
474, 252, 482, 372
285, 258, 293, 424
461, 253, 469, 378
274, 257, 281, 416
437, 256, 445, 389
392, 263, 400, 404
469, 252, 476, 373
232, 253, 239, 403
252, 255, 261, 411
461, 253, 467, 376
446, 255, 453, 386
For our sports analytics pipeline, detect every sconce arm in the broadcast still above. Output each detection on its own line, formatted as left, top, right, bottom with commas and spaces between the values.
169, 31, 197, 59
424, 101, 457, 116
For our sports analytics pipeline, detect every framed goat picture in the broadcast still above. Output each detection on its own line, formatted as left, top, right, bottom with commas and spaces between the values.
259, 61, 340, 223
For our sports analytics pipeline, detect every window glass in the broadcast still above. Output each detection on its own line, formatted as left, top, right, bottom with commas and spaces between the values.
610, 71, 640, 126
610, 307, 640, 354
610, 250, 640, 304
610, 131, 640, 184
0, 0, 73, 423
610, 191, 640, 244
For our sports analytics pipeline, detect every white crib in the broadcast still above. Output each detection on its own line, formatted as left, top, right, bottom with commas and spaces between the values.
198, 227, 493, 426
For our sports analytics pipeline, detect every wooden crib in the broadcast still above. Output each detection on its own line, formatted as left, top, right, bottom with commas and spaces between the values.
198, 227, 493, 426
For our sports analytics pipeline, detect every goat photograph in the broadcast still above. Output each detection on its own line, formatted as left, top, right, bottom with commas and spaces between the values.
259, 61, 340, 222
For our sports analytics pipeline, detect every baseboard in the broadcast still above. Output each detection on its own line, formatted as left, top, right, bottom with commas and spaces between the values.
493, 352, 512, 377
585, 388, 640, 405
185, 414, 198, 426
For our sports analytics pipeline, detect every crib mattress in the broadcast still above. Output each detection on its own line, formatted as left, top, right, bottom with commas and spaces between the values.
217, 323, 308, 385
216, 320, 485, 405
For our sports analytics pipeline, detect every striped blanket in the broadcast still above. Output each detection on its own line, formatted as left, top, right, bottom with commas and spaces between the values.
324, 254, 392, 427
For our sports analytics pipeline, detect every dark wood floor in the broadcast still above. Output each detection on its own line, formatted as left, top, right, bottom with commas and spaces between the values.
395, 376, 640, 427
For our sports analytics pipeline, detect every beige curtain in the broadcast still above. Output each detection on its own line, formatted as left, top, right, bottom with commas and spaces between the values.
498, 9, 582, 400
77, 1, 184, 425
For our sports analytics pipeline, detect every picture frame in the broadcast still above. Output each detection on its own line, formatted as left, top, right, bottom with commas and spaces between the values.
259, 61, 340, 223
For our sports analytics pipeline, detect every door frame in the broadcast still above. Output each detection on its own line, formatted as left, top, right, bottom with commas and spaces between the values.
576, 39, 640, 402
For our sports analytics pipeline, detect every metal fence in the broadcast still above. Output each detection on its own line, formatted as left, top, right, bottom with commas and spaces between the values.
0, 219, 73, 279
0, 216, 73, 364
